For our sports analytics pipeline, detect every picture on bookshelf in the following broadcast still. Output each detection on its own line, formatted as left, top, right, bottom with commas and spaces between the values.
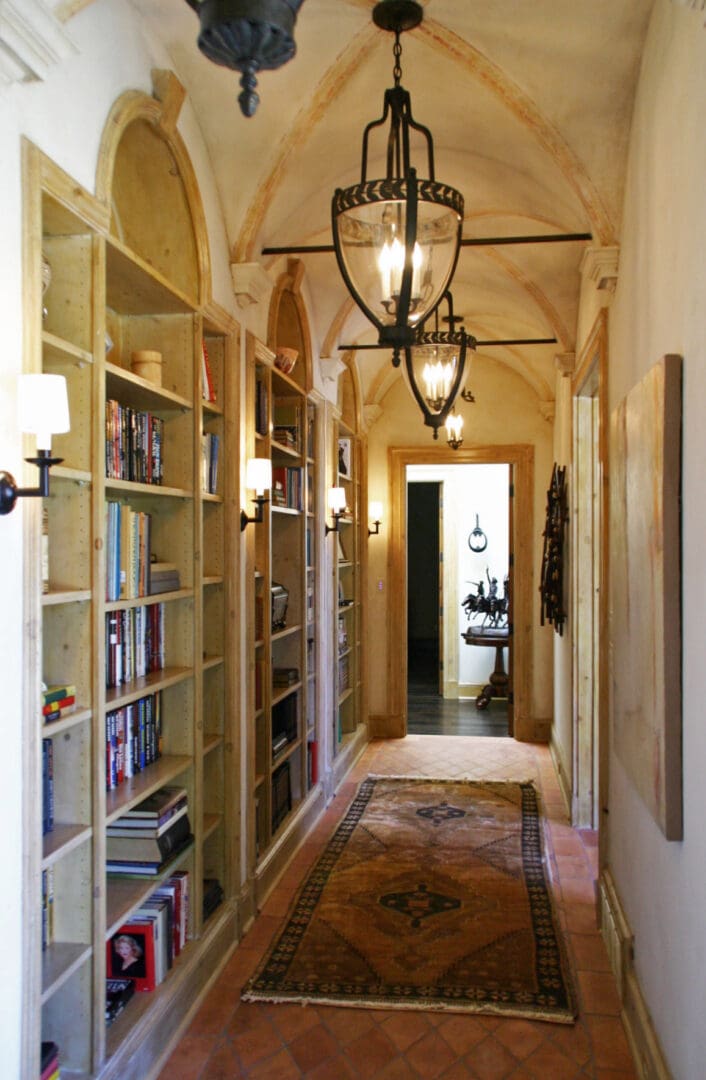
338, 437, 351, 478
107, 929, 149, 984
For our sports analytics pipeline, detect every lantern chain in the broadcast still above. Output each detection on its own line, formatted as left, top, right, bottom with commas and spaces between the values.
393, 33, 402, 86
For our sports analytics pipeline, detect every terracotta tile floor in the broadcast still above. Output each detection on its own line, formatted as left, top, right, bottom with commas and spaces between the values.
157, 736, 637, 1079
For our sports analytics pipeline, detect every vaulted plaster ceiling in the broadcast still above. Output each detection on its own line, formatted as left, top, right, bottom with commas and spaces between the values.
131, 1, 652, 408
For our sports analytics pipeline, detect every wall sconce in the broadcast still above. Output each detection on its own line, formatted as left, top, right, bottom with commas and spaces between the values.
325, 486, 346, 534
368, 501, 383, 536
0, 373, 69, 516
445, 412, 464, 450
241, 457, 271, 530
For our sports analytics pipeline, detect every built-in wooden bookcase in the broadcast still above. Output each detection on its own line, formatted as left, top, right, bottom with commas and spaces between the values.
332, 366, 366, 768
24, 81, 240, 1080
246, 332, 321, 893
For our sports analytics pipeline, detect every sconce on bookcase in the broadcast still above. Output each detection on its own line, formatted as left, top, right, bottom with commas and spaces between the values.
325, 487, 346, 535
0, 374, 69, 516
368, 501, 383, 537
240, 457, 271, 531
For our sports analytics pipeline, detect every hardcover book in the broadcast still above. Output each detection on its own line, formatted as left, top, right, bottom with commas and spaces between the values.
106, 811, 191, 863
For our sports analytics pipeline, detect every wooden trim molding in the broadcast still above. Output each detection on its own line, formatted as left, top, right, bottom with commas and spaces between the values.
599, 870, 672, 1079
387, 444, 534, 741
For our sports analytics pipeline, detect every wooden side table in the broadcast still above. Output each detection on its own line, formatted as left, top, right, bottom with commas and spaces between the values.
461, 626, 510, 710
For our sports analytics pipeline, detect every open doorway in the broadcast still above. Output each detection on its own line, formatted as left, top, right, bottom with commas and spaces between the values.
406, 463, 510, 737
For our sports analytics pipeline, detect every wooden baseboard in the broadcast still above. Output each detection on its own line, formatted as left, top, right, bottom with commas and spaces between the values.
598, 871, 671, 1079
549, 736, 572, 817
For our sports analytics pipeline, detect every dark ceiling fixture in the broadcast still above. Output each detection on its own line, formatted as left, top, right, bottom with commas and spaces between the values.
402, 291, 474, 438
185, 0, 304, 117
331, 0, 464, 358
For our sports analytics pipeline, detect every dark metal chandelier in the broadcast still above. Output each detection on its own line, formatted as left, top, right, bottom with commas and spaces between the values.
185, 0, 304, 117
331, 0, 464, 355
402, 291, 474, 438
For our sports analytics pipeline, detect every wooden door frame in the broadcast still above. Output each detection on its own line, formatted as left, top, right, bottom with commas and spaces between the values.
388, 444, 534, 740
571, 310, 609, 836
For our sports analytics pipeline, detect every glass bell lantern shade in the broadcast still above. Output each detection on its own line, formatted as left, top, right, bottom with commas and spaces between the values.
402, 291, 474, 438
331, 1, 464, 353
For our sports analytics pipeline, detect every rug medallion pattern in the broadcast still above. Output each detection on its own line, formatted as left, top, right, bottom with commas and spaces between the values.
243, 777, 576, 1022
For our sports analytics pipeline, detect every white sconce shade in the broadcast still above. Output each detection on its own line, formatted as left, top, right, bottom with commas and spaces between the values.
328, 486, 346, 514
369, 501, 383, 524
19, 373, 70, 450
246, 457, 272, 496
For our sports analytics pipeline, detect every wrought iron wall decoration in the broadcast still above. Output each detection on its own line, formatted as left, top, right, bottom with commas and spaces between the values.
540, 463, 568, 634
467, 514, 487, 552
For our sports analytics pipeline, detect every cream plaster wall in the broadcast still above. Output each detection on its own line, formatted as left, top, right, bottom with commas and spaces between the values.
0, 0, 238, 1068
607, 2, 706, 1076
366, 353, 554, 727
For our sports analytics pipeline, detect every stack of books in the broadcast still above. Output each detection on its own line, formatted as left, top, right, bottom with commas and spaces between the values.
147, 561, 180, 596
40, 1041, 59, 1080
43, 682, 76, 724
273, 667, 299, 687
106, 787, 192, 876
202, 877, 224, 921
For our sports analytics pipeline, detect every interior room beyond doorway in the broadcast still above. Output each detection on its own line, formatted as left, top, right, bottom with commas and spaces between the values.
406, 463, 510, 737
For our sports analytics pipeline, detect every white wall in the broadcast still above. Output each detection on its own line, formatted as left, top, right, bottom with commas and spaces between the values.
607, 3, 706, 1076
0, 1, 237, 1069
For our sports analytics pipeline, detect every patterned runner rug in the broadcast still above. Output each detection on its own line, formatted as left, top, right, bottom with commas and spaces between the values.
243, 776, 576, 1022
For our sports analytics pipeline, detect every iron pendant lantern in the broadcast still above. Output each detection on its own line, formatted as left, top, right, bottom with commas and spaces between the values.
185, 0, 304, 117
403, 291, 474, 438
331, 0, 464, 355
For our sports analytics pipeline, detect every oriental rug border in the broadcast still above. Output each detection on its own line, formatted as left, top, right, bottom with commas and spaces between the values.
243, 776, 576, 1023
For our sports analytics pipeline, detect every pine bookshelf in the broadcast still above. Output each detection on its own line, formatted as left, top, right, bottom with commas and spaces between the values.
245, 334, 323, 899
332, 366, 367, 778
23, 89, 240, 1080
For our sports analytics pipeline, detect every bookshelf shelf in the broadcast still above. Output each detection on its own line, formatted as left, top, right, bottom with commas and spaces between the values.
105, 841, 195, 937
42, 706, 92, 737
104, 478, 193, 499
105, 589, 194, 612
272, 682, 303, 706
42, 823, 92, 867
203, 733, 223, 757
272, 624, 302, 643
104, 667, 193, 709
41, 942, 93, 1005
42, 588, 92, 606
203, 813, 221, 840
202, 655, 224, 672
105, 361, 192, 412
104, 755, 193, 824
42, 330, 93, 368
51, 465, 93, 485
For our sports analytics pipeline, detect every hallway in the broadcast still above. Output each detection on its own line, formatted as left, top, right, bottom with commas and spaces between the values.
158, 736, 635, 1079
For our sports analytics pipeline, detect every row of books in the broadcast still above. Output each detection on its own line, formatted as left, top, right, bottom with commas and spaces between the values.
105, 692, 162, 792
307, 739, 319, 787
40, 1041, 59, 1080
201, 340, 217, 404
105, 604, 165, 689
272, 465, 302, 510
107, 865, 190, 995
201, 432, 220, 494
106, 787, 191, 876
255, 378, 268, 436
105, 501, 151, 601
42, 867, 54, 952
338, 653, 351, 692
105, 399, 164, 485
42, 737, 54, 836
43, 681, 76, 724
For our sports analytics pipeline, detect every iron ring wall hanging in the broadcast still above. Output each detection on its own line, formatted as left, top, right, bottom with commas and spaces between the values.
468, 515, 488, 553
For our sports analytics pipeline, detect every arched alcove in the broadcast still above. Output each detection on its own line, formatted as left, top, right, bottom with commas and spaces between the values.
267, 258, 313, 392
